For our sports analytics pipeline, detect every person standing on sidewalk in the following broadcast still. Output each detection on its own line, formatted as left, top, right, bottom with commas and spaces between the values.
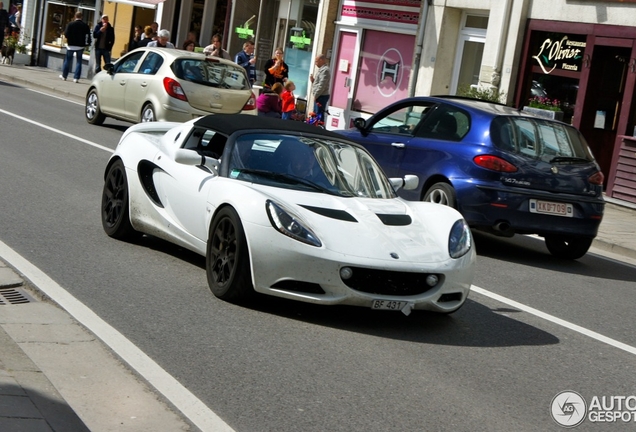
310, 54, 331, 121
0, 2, 9, 50
235, 40, 256, 87
93, 14, 114, 73
147, 29, 174, 48
60, 12, 91, 83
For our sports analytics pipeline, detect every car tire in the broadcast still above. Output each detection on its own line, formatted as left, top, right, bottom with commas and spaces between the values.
101, 159, 138, 240
424, 182, 457, 207
141, 104, 156, 122
206, 207, 254, 302
544, 235, 593, 260
86, 89, 106, 125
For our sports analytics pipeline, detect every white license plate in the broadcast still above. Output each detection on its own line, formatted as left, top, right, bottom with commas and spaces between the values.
371, 300, 407, 311
529, 199, 573, 217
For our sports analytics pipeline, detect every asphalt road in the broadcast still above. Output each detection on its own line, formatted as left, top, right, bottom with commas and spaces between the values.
1, 79, 635, 432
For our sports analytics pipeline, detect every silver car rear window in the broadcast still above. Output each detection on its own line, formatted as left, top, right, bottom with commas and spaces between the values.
490, 116, 594, 162
172, 59, 250, 90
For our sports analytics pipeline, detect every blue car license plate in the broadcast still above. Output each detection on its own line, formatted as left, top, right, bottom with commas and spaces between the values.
529, 199, 573, 217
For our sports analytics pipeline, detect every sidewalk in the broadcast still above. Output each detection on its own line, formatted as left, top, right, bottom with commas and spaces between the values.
1, 61, 635, 431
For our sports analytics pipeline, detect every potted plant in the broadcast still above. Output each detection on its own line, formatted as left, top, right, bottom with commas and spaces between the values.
2, 31, 30, 65
457, 85, 506, 104
523, 96, 564, 121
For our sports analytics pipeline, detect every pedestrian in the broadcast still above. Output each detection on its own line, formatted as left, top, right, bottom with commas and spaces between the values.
182, 39, 195, 51
147, 29, 175, 48
203, 33, 230, 59
235, 40, 256, 86
8, 3, 19, 28
281, 80, 296, 120
256, 82, 283, 118
310, 54, 331, 121
93, 14, 115, 73
186, 31, 200, 47
264, 47, 288, 88
136, 26, 154, 47
141, 21, 158, 40
59, 11, 91, 83
0, 2, 9, 50
129, 25, 143, 51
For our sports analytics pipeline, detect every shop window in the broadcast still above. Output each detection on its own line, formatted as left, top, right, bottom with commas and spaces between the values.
352, 30, 415, 114
282, 0, 319, 99
451, 13, 488, 95
44, 1, 95, 50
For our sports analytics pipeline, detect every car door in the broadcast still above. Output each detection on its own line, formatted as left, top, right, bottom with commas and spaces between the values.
152, 128, 223, 242
124, 52, 164, 120
395, 104, 472, 199
346, 101, 435, 178
99, 51, 146, 119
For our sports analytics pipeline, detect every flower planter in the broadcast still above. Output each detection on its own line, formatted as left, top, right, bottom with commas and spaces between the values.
13, 53, 31, 65
522, 106, 564, 122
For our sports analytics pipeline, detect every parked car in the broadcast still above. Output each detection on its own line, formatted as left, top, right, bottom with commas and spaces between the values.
337, 96, 605, 259
101, 114, 475, 314
85, 47, 256, 125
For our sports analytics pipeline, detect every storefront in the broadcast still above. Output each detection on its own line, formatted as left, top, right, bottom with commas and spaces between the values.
38, 0, 95, 76
327, 0, 421, 130
514, 19, 636, 203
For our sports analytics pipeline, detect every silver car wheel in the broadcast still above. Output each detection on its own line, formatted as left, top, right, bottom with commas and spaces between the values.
423, 182, 457, 208
85, 89, 105, 125
141, 104, 156, 122
427, 188, 450, 205
86, 93, 98, 119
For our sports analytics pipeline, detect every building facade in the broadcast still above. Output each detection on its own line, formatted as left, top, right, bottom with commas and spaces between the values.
323, 0, 636, 204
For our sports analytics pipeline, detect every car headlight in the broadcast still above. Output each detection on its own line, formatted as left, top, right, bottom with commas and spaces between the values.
266, 200, 322, 247
449, 219, 472, 258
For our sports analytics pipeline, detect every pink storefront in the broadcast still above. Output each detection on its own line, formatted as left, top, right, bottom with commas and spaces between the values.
326, 0, 421, 130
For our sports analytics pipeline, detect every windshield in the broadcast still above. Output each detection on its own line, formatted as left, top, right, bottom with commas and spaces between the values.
172, 59, 249, 90
227, 133, 396, 198
490, 116, 595, 162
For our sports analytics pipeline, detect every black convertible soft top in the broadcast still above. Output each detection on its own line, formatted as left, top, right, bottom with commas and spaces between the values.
194, 114, 347, 139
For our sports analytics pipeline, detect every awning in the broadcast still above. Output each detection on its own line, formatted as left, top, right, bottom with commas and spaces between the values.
106, 0, 165, 9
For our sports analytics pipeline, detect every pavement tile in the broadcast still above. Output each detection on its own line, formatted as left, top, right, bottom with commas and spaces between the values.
0, 394, 43, 418
0, 418, 53, 432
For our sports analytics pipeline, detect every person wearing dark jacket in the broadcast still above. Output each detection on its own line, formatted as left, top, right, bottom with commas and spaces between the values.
60, 11, 91, 82
93, 14, 115, 72
0, 2, 9, 50
235, 40, 256, 86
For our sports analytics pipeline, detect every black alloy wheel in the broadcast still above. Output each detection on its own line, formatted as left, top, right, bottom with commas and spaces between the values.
101, 160, 138, 240
206, 207, 254, 302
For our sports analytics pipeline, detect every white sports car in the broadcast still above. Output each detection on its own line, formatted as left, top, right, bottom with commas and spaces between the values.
101, 115, 475, 314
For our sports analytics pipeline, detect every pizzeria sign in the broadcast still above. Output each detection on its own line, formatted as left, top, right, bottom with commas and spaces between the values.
532, 33, 587, 74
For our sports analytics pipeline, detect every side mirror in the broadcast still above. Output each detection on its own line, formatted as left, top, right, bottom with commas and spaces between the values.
353, 117, 366, 130
389, 174, 419, 191
175, 149, 220, 174
104, 63, 115, 75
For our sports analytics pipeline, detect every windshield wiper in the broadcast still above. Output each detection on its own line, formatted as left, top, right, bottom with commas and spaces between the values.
237, 169, 336, 194
549, 156, 591, 164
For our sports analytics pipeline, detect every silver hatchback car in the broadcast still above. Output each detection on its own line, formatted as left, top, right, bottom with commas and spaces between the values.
85, 47, 256, 125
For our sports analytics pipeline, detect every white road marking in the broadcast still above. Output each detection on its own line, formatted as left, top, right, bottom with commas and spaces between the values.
27, 88, 85, 105
0, 108, 113, 153
471, 285, 636, 356
0, 239, 235, 432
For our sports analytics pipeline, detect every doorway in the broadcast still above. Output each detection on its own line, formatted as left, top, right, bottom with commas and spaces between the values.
579, 45, 631, 181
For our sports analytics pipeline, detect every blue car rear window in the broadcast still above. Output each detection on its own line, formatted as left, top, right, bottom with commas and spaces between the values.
490, 116, 594, 162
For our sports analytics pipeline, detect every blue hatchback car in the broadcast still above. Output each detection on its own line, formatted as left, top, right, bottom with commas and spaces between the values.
337, 96, 605, 259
